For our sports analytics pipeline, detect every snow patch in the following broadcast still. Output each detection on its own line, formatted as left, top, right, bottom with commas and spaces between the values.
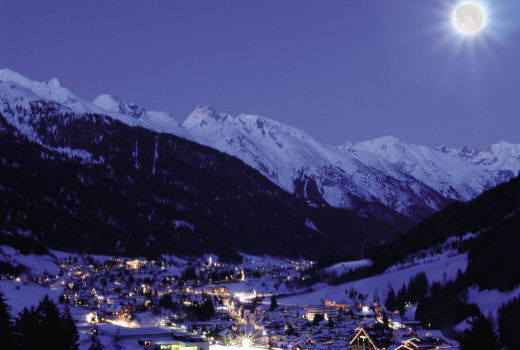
323, 259, 372, 274
172, 220, 194, 231
281, 251, 467, 305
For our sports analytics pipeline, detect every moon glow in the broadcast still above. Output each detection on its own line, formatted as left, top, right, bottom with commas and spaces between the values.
454, 3, 485, 34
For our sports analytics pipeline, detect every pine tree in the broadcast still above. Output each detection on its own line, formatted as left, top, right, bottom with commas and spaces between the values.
385, 288, 397, 312
327, 317, 335, 329
312, 313, 324, 325
413, 273, 429, 302
14, 306, 40, 350
196, 299, 215, 321
0, 291, 14, 349
62, 305, 79, 350
37, 294, 65, 349
498, 297, 520, 349
460, 313, 500, 350
396, 285, 407, 315
269, 296, 278, 311
14, 295, 79, 350
406, 273, 429, 304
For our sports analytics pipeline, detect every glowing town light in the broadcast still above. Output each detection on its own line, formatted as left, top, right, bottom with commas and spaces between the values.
86, 311, 99, 324
242, 338, 251, 349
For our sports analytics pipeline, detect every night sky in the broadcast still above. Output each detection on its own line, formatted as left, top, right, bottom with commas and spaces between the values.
1, 0, 519, 148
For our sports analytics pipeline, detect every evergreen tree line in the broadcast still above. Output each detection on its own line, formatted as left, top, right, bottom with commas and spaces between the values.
414, 272, 480, 331
367, 174, 520, 292
460, 312, 500, 350
188, 297, 216, 321
0, 291, 79, 350
367, 174, 520, 269
158, 293, 215, 321
497, 296, 520, 349
465, 212, 520, 291
384, 273, 519, 348
385, 272, 429, 315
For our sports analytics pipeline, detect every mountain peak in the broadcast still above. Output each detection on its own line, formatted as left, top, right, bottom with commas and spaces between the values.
92, 94, 120, 110
0, 68, 35, 87
182, 105, 229, 129
482, 141, 520, 164
337, 141, 354, 151
353, 136, 404, 152
489, 140, 520, 153
47, 77, 62, 88
91, 94, 185, 136
0, 68, 91, 114
434, 144, 479, 159
372, 135, 401, 144
0, 68, 63, 90
93, 94, 146, 119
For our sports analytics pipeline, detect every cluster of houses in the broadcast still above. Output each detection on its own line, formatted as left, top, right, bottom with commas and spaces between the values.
347, 326, 453, 350
13, 253, 458, 350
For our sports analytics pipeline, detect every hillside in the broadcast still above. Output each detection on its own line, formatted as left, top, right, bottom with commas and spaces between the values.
367, 173, 520, 281
0, 104, 405, 260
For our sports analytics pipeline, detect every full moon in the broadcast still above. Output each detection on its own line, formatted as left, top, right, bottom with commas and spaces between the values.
453, 3, 485, 34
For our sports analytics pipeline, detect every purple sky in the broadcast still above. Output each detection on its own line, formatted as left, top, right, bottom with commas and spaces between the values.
1, 0, 519, 148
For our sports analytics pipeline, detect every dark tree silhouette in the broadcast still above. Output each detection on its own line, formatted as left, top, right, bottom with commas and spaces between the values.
269, 296, 278, 311
460, 313, 500, 350
498, 297, 520, 349
13, 295, 80, 350
0, 291, 14, 349
62, 305, 79, 350
89, 330, 104, 350
396, 285, 407, 315
385, 289, 396, 312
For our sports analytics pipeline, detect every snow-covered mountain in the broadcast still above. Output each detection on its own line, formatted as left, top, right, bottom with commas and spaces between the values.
180, 109, 520, 218
92, 94, 186, 136
0, 68, 185, 139
349, 136, 520, 202
435, 142, 520, 177
181, 107, 448, 219
1, 68, 519, 221
1, 69, 404, 259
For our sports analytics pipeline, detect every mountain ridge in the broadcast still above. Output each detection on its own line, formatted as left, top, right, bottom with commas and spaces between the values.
1, 68, 519, 222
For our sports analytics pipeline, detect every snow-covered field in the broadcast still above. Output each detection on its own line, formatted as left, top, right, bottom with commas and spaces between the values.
323, 259, 372, 275
1, 245, 60, 276
467, 285, 520, 318
281, 251, 468, 305
0, 279, 62, 314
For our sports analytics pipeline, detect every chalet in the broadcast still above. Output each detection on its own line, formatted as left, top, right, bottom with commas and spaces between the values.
414, 330, 448, 344
351, 306, 376, 319
414, 330, 455, 349
388, 334, 455, 350
391, 337, 421, 350
348, 326, 394, 350
99, 302, 118, 316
